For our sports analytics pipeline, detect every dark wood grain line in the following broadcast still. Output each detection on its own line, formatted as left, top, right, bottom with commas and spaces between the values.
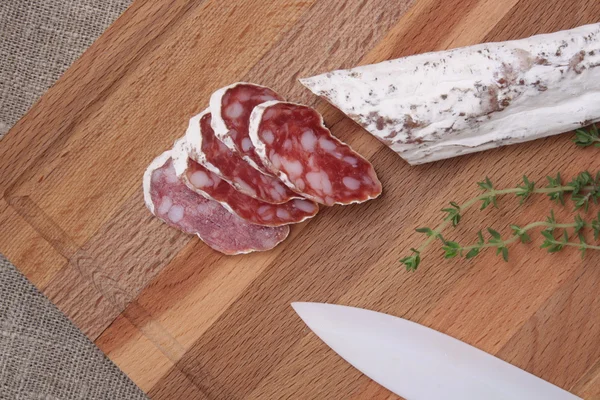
572, 358, 600, 398
482, 0, 600, 42
120, 300, 186, 364
148, 366, 210, 400
6, 196, 79, 259
120, 239, 226, 330
361, 0, 482, 62
497, 260, 600, 391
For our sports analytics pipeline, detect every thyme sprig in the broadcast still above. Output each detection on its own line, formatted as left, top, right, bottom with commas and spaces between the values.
573, 124, 600, 148
400, 173, 600, 271
445, 215, 599, 261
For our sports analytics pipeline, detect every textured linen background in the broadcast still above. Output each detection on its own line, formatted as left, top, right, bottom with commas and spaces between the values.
1, 0, 147, 398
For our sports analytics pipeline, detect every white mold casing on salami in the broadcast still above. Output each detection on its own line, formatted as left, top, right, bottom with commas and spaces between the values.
209, 82, 282, 174
143, 149, 289, 255
248, 100, 382, 206
185, 109, 221, 175
143, 150, 171, 214
300, 23, 600, 165
209, 84, 239, 150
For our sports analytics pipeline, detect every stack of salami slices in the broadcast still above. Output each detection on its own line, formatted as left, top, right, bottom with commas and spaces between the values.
143, 83, 382, 255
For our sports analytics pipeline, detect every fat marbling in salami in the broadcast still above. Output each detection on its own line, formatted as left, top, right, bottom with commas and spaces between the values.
186, 109, 299, 204
210, 82, 283, 174
143, 150, 289, 255
172, 140, 319, 226
249, 101, 382, 206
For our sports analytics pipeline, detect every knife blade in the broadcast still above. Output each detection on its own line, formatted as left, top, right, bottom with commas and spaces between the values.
291, 302, 581, 400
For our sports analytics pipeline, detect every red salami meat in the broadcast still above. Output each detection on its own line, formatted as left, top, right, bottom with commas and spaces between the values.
210, 82, 282, 174
249, 101, 382, 206
172, 141, 318, 226
143, 150, 289, 255
186, 110, 299, 204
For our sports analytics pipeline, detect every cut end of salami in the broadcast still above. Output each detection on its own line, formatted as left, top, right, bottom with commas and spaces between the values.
210, 82, 283, 173
249, 101, 382, 206
186, 109, 300, 204
172, 138, 319, 226
143, 150, 289, 255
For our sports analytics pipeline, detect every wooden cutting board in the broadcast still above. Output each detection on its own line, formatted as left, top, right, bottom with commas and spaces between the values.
1, 0, 599, 398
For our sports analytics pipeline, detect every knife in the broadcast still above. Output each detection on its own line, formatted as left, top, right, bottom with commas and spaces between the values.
291, 302, 581, 400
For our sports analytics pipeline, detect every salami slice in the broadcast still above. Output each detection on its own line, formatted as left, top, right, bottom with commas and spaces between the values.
210, 82, 283, 174
186, 109, 300, 204
249, 101, 382, 206
172, 140, 319, 226
143, 150, 289, 255
300, 23, 600, 165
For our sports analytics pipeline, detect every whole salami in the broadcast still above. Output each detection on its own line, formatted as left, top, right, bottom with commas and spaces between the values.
300, 23, 600, 165
210, 82, 282, 174
143, 150, 289, 255
249, 101, 382, 206
172, 139, 319, 226
186, 109, 300, 204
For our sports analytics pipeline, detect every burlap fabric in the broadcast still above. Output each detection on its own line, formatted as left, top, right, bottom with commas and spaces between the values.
1, 0, 147, 398
0, 256, 147, 399
0, 0, 131, 137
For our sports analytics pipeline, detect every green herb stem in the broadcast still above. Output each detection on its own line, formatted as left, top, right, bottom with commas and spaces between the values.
400, 170, 600, 271
459, 221, 592, 252
415, 185, 592, 254
547, 241, 600, 250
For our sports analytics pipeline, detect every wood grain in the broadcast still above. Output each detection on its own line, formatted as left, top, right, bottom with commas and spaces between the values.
1, 0, 599, 398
